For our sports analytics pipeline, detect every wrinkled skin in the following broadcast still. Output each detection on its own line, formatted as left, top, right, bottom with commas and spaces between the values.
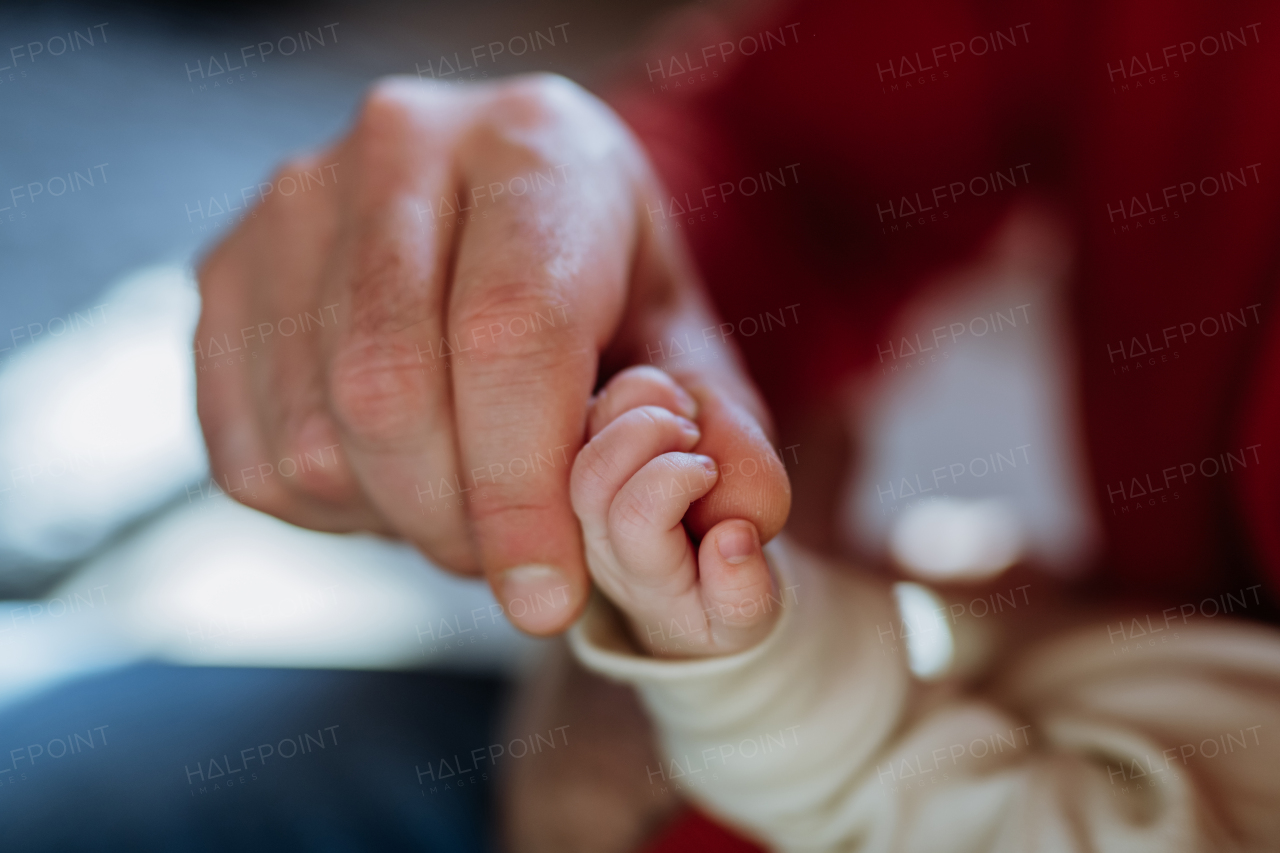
196, 73, 790, 636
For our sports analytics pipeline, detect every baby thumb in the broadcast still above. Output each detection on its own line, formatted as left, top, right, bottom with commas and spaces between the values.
697, 519, 782, 652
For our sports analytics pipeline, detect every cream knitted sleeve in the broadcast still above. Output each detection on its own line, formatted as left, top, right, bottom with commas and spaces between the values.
568, 539, 1280, 853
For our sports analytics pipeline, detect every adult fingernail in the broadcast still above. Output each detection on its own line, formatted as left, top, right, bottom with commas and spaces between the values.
498, 564, 577, 634
717, 523, 758, 565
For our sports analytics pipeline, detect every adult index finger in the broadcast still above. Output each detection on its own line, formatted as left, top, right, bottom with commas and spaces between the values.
449, 77, 639, 634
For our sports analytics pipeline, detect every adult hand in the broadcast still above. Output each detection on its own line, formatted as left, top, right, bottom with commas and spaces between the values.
195, 73, 789, 635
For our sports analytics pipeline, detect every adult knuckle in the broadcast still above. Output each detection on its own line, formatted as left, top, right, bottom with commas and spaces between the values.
327, 334, 429, 447
471, 75, 598, 164
240, 155, 326, 225
347, 78, 449, 170
201, 443, 289, 518
347, 239, 430, 324
289, 458, 347, 502
277, 439, 358, 506
360, 74, 457, 129
358, 78, 419, 132
489, 73, 580, 128
451, 282, 574, 360
468, 493, 557, 528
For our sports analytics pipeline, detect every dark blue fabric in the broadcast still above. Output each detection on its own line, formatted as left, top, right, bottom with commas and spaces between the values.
0, 664, 507, 852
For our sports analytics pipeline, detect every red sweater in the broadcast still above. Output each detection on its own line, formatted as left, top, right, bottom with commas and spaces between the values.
611, 1, 1280, 849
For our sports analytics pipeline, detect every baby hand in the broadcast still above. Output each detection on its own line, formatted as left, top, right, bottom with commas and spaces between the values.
570, 366, 786, 657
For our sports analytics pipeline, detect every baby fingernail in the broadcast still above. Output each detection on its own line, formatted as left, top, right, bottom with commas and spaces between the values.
717, 523, 757, 565
677, 416, 701, 440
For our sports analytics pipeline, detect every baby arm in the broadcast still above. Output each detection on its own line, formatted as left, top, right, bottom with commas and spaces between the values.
565, 372, 1280, 852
